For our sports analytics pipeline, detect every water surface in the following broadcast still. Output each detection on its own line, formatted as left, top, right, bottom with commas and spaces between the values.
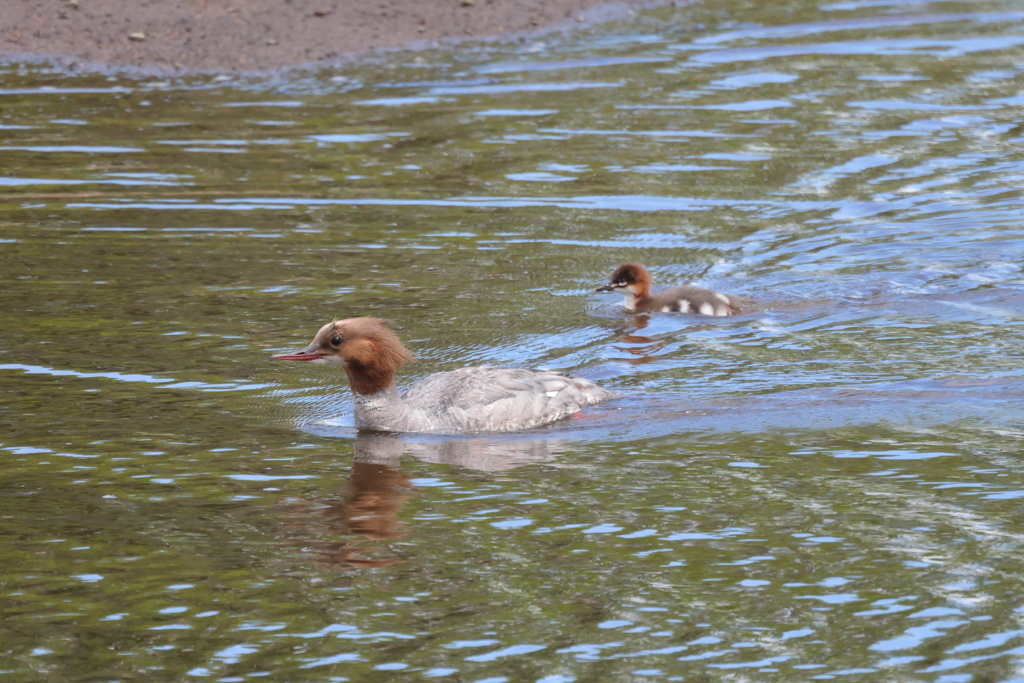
3, 0, 1024, 679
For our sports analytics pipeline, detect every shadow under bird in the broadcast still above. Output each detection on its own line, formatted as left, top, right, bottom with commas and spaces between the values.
596, 263, 742, 315
270, 317, 613, 434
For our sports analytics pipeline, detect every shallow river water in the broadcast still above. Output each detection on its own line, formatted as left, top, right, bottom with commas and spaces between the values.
3, 0, 1024, 680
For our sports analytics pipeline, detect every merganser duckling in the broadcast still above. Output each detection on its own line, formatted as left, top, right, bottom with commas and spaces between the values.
596, 263, 741, 316
271, 318, 613, 434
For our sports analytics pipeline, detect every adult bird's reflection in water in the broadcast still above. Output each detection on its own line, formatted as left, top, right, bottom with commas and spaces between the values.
279, 432, 570, 567
279, 440, 413, 568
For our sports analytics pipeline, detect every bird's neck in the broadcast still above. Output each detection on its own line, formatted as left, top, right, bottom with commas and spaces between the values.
344, 359, 397, 396
352, 384, 417, 432
623, 288, 652, 310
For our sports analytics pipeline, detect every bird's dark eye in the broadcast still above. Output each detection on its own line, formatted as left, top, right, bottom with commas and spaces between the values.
331, 336, 342, 346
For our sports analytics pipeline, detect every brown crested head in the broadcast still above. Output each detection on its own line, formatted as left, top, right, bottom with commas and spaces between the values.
595, 263, 652, 295
271, 318, 415, 395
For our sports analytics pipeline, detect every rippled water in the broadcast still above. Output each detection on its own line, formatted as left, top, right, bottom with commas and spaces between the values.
4, 0, 1024, 679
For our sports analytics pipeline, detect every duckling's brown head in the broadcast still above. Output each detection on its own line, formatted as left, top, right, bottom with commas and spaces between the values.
271, 318, 416, 394
595, 263, 652, 296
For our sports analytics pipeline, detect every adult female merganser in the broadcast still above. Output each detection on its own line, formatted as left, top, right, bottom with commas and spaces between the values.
596, 263, 741, 316
271, 318, 613, 434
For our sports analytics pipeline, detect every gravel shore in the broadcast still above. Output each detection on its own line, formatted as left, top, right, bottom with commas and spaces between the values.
0, 0, 663, 73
